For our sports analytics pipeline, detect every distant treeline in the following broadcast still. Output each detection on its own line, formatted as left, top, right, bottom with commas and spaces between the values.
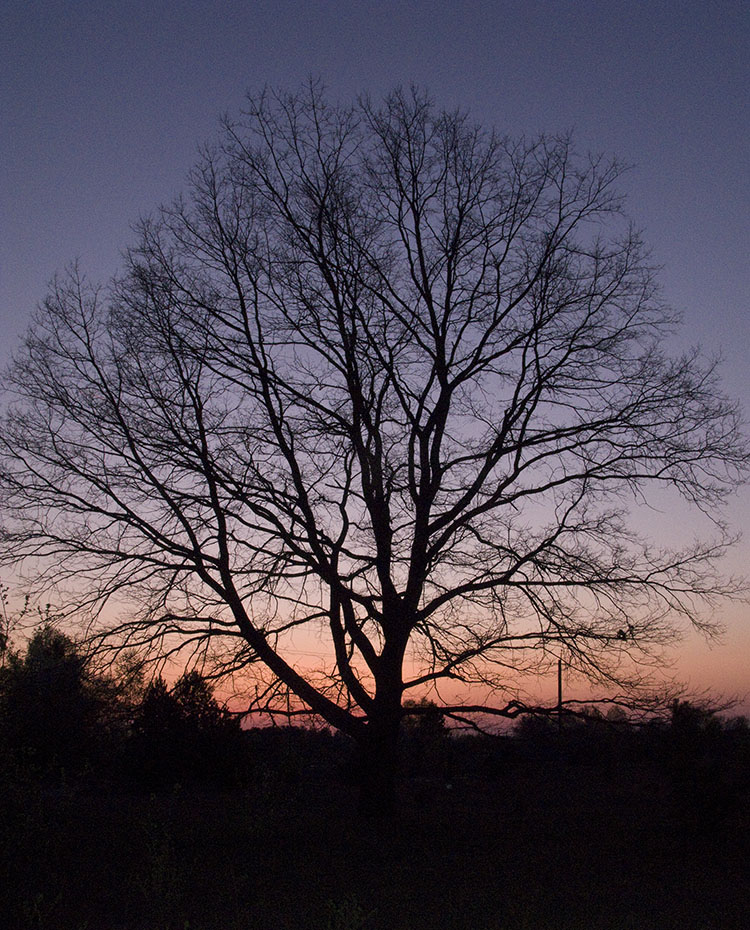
1, 625, 748, 792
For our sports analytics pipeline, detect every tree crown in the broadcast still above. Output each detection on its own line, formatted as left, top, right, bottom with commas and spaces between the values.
1, 84, 746, 734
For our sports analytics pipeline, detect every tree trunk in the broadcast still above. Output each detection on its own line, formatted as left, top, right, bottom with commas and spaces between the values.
356, 714, 401, 818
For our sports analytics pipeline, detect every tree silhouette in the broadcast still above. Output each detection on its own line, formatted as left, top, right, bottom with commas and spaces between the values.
128, 671, 241, 786
0, 626, 113, 774
0, 84, 746, 812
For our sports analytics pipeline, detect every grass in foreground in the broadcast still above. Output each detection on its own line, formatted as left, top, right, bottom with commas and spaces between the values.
2, 749, 748, 930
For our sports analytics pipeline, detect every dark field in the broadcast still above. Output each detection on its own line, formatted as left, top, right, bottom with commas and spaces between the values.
3, 726, 749, 930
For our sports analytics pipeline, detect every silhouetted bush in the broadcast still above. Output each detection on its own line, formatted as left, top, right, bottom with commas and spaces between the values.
0, 625, 120, 777
125, 671, 244, 788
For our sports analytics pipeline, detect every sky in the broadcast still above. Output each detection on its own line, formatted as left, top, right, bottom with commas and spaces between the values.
1, 0, 748, 709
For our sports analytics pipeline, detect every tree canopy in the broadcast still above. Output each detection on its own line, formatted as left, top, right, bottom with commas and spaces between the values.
0, 84, 746, 809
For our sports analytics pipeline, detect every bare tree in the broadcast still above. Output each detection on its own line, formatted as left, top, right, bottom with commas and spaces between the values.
1, 85, 746, 812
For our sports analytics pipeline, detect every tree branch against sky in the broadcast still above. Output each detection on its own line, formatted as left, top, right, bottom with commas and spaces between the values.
1, 84, 746, 811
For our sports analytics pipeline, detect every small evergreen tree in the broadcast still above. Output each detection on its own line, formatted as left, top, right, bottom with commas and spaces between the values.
0, 626, 113, 775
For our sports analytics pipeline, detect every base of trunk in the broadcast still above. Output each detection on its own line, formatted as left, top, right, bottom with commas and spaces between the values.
355, 725, 399, 817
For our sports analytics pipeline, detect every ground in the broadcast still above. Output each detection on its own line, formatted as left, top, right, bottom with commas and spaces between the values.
2, 738, 748, 929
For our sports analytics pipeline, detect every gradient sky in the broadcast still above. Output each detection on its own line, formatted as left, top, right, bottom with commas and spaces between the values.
1, 0, 748, 708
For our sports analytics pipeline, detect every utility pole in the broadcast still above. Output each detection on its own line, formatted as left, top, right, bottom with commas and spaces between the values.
557, 657, 563, 735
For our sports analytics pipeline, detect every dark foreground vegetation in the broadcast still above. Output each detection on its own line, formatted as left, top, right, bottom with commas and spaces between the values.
1, 629, 749, 929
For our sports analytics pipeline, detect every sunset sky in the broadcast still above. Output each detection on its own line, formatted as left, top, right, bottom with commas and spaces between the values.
2, 0, 748, 710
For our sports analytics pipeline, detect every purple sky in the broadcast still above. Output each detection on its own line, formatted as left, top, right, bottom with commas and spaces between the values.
1, 0, 748, 706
